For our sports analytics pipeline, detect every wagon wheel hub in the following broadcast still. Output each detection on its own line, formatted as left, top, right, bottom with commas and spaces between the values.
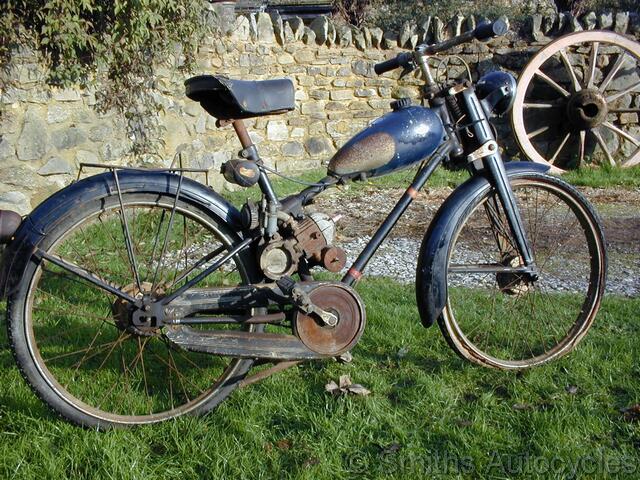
566, 89, 608, 131
511, 31, 640, 170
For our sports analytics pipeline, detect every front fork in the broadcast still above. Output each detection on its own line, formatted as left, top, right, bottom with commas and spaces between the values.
460, 88, 537, 273
415, 48, 535, 270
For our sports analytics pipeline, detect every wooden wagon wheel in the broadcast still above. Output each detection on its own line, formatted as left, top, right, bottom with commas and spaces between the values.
511, 31, 640, 172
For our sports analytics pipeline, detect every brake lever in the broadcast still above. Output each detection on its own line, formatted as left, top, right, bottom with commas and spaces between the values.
399, 66, 414, 79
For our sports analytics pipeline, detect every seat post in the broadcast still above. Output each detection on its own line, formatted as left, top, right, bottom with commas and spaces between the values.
232, 120, 253, 150
231, 119, 280, 236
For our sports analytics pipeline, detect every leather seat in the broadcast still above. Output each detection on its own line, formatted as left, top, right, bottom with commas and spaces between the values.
184, 75, 296, 120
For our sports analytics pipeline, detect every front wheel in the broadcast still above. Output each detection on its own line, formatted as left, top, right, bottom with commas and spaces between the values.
441, 173, 606, 369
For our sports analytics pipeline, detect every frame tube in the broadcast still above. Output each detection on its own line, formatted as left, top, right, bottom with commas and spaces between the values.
342, 142, 453, 286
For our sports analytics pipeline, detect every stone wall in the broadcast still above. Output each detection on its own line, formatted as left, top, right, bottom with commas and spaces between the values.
1, 8, 639, 214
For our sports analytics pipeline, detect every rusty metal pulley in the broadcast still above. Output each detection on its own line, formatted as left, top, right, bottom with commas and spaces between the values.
293, 283, 366, 356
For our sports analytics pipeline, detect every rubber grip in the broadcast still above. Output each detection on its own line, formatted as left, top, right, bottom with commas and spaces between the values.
474, 19, 508, 41
374, 56, 401, 75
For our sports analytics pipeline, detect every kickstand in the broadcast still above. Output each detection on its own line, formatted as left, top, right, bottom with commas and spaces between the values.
239, 361, 301, 388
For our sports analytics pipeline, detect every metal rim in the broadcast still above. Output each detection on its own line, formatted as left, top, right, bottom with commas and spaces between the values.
512, 31, 640, 172
23, 195, 255, 425
442, 177, 605, 369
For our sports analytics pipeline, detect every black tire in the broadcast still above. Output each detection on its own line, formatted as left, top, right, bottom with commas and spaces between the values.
440, 173, 606, 369
8, 190, 261, 428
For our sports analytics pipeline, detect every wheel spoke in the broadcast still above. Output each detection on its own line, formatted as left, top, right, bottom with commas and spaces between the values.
112, 171, 143, 292
449, 264, 533, 274
156, 351, 200, 397
610, 108, 640, 114
558, 48, 581, 92
534, 70, 570, 98
537, 211, 580, 274
585, 41, 599, 89
97, 213, 138, 282
523, 102, 563, 109
599, 52, 627, 93
622, 148, 640, 167
606, 80, 640, 103
527, 125, 550, 139
484, 197, 518, 254
578, 130, 586, 166
34, 304, 117, 327
137, 337, 151, 413
592, 128, 616, 166
96, 331, 132, 371
549, 132, 571, 164
147, 209, 168, 281
45, 338, 121, 363
169, 244, 227, 288
601, 121, 640, 146
66, 225, 118, 307
151, 174, 184, 294
38, 250, 137, 304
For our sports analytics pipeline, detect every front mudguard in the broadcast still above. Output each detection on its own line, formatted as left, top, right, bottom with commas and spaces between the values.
416, 161, 550, 328
0, 170, 247, 300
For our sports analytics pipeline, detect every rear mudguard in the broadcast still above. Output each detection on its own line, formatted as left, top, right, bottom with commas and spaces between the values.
416, 161, 550, 328
0, 170, 246, 300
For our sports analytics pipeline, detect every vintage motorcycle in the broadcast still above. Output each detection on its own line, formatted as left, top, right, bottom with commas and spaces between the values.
0, 20, 606, 428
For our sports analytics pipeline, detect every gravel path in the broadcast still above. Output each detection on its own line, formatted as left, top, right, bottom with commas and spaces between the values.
314, 185, 640, 297
334, 235, 638, 297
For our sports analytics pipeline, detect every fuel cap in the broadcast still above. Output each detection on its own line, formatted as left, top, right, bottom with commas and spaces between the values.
390, 98, 412, 111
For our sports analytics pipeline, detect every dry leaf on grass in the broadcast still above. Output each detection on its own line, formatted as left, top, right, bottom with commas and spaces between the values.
303, 457, 320, 468
396, 346, 410, 359
379, 442, 401, 455
621, 404, 640, 422
325, 374, 371, 396
565, 385, 579, 395
275, 439, 292, 450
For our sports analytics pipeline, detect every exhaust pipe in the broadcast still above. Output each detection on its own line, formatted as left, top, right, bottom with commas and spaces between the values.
0, 210, 21, 244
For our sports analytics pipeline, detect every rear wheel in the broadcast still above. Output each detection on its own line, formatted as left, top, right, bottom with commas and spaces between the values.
8, 191, 259, 428
441, 174, 606, 369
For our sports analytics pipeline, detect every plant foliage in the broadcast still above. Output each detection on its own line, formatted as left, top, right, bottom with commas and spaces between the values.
333, 0, 638, 30
332, 0, 372, 27
1, 0, 217, 157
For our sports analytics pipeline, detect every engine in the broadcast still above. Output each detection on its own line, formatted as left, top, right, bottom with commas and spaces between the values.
258, 211, 347, 280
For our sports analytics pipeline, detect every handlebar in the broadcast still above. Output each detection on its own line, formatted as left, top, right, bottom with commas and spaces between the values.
373, 19, 508, 76
373, 52, 413, 75
474, 18, 509, 41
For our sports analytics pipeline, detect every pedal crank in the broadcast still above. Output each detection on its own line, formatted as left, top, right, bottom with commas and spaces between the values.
277, 276, 338, 327
292, 282, 366, 356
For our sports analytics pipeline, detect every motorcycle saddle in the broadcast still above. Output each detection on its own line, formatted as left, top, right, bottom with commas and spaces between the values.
185, 75, 295, 120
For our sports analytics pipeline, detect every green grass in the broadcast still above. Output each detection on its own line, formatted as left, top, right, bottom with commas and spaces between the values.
2, 279, 639, 479
563, 165, 640, 189
221, 167, 470, 206
221, 164, 640, 207
1, 162, 638, 477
